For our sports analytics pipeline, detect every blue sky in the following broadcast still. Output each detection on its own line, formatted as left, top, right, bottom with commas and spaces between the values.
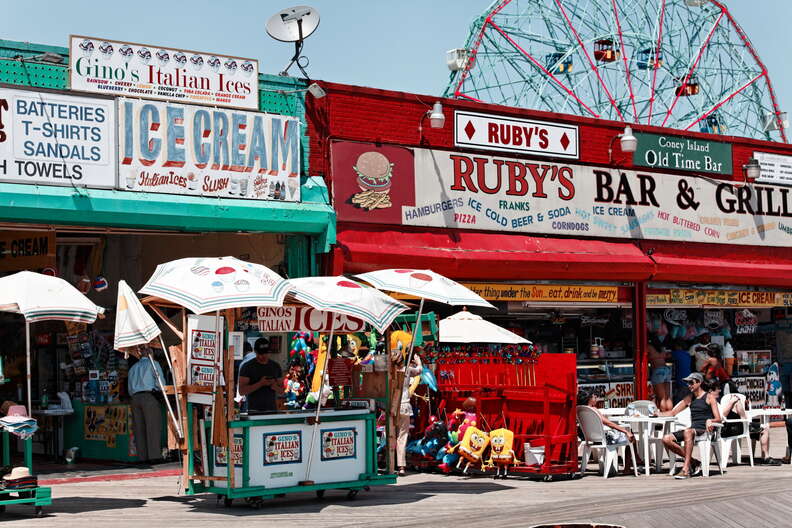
3, 1, 791, 131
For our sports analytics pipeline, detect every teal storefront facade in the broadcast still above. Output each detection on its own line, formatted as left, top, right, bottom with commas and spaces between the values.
0, 39, 333, 462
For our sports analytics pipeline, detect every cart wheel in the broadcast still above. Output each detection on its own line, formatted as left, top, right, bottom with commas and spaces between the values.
223, 497, 233, 508
35, 506, 44, 517
315, 489, 325, 500
346, 489, 359, 501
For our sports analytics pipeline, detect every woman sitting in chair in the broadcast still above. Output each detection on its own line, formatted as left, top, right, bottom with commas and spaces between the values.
577, 389, 639, 472
716, 382, 778, 466
658, 373, 722, 479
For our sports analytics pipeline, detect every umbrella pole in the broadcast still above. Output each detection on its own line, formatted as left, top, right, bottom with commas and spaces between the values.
150, 345, 183, 439
159, 336, 185, 438
301, 326, 335, 485
404, 298, 425, 371
25, 320, 31, 415
210, 310, 221, 442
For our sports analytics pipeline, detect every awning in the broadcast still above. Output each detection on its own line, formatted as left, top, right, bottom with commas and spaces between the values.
640, 241, 792, 287
334, 226, 654, 282
0, 180, 336, 249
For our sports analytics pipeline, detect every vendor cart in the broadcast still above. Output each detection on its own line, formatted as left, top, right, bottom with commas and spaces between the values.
0, 430, 52, 517
131, 262, 407, 506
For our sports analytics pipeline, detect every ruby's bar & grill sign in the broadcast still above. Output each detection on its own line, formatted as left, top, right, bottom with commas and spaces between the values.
69, 36, 259, 110
118, 98, 300, 201
331, 141, 792, 247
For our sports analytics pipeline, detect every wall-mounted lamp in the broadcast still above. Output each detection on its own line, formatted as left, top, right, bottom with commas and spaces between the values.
418, 102, 446, 142
738, 157, 761, 187
608, 125, 637, 163
426, 102, 446, 129
306, 82, 326, 99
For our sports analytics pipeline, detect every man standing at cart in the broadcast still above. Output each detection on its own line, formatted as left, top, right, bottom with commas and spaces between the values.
128, 348, 165, 464
238, 337, 283, 413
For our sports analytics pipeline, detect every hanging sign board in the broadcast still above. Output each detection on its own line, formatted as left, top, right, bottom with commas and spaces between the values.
754, 151, 792, 186
256, 306, 365, 333
0, 231, 55, 272
69, 36, 259, 110
332, 142, 792, 248
0, 86, 115, 187
633, 132, 732, 175
186, 314, 224, 405
454, 111, 579, 159
117, 98, 300, 201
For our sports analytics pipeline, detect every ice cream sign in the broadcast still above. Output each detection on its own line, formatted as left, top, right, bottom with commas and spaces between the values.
454, 110, 579, 159
117, 98, 300, 201
69, 36, 259, 110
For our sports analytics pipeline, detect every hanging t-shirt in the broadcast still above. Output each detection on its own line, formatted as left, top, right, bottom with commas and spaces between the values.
239, 359, 282, 412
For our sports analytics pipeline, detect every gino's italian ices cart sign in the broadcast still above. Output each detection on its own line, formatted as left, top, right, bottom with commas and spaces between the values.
263, 431, 302, 465
0, 86, 115, 187
118, 98, 300, 201
69, 36, 258, 110
331, 141, 792, 248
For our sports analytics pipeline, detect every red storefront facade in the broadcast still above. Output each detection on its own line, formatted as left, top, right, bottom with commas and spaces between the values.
307, 80, 792, 403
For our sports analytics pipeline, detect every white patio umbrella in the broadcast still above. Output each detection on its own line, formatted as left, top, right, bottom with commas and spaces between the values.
114, 280, 182, 438
139, 257, 289, 438
287, 276, 408, 484
440, 310, 530, 344
356, 269, 495, 365
139, 256, 290, 314
0, 271, 104, 414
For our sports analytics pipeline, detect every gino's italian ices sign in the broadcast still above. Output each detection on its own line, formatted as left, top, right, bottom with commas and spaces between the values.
69, 36, 259, 110
331, 141, 792, 248
118, 98, 300, 201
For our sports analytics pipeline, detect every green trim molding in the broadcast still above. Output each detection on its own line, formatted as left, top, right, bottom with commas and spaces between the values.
0, 181, 336, 250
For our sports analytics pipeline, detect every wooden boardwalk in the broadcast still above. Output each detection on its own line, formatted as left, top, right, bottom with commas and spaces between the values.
6, 428, 792, 527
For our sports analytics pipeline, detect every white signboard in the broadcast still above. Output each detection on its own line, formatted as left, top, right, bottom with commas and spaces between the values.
402, 148, 792, 247
118, 98, 300, 201
256, 306, 365, 333
187, 314, 224, 405
0, 87, 115, 187
69, 36, 259, 110
454, 110, 578, 159
755, 151, 792, 186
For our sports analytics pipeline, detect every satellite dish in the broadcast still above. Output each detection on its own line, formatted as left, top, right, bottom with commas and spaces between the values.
266, 6, 321, 43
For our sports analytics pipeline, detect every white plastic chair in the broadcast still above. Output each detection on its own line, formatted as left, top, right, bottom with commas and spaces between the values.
718, 393, 753, 468
577, 405, 638, 479
625, 400, 657, 416
667, 407, 724, 477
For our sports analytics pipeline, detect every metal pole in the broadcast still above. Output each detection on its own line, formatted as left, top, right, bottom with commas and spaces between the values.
25, 320, 31, 416
403, 298, 425, 385
302, 325, 335, 484
149, 353, 182, 439
210, 310, 221, 442
159, 336, 184, 438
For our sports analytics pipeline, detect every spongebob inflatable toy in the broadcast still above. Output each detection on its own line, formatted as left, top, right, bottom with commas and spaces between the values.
486, 428, 517, 478
453, 426, 489, 474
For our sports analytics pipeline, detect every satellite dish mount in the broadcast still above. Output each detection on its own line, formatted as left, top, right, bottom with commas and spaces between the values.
266, 6, 321, 78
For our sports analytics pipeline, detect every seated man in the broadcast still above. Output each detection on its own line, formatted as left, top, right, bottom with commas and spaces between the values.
716, 383, 779, 465
577, 389, 638, 473
658, 373, 722, 479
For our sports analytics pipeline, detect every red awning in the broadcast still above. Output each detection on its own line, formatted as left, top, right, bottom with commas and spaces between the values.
640, 241, 792, 287
334, 226, 655, 282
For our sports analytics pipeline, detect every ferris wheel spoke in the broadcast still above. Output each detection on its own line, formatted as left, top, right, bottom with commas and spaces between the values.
661, 9, 725, 127
646, 0, 666, 126
611, 0, 638, 122
683, 72, 764, 131
487, 18, 600, 116
553, 0, 625, 121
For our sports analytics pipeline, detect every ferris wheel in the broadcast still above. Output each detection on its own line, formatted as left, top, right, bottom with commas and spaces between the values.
444, 0, 788, 143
